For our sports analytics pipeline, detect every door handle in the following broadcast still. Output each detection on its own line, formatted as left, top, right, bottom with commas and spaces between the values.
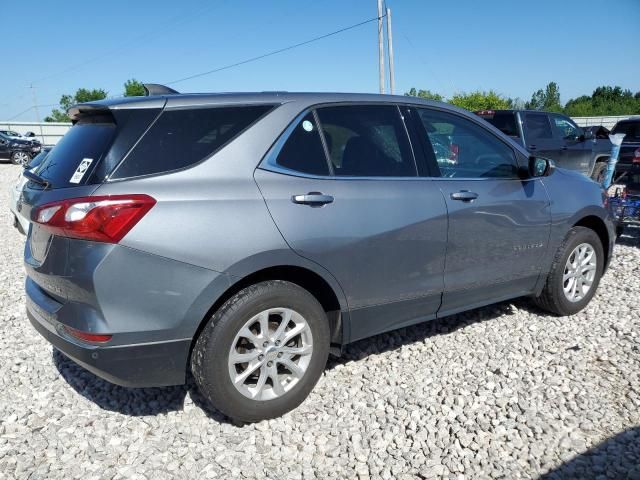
561, 146, 568, 151
528, 145, 537, 151
291, 192, 334, 206
450, 191, 478, 202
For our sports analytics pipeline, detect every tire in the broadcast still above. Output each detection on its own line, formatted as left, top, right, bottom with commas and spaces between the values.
191, 280, 330, 422
590, 161, 607, 184
10, 151, 30, 166
533, 226, 604, 316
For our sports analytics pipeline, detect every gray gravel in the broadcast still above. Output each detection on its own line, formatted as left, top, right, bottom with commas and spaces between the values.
0, 162, 639, 479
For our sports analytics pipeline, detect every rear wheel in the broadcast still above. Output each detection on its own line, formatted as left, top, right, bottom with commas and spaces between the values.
591, 161, 607, 184
11, 151, 30, 166
191, 280, 330, 422
533, 227, 604, 316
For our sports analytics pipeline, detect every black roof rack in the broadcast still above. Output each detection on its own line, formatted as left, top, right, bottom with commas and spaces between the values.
143, 84, 180, 96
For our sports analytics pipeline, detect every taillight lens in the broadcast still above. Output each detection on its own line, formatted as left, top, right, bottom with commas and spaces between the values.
32, 194, 156, 243
633, 147, 640, 164
64, 325, 112, 343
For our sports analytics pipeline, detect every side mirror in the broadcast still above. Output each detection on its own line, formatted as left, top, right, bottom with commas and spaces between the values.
582, 129, 594, 141
528, 156, 554, 177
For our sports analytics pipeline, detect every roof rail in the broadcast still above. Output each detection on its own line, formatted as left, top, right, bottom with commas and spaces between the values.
143, 84, 180, 96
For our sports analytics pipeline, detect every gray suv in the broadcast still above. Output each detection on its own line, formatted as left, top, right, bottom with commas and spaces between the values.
21, 88, 615, 421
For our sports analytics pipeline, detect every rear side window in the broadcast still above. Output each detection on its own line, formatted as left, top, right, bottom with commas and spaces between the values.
275, 112, 330, 176
35, 123, 116, 188
524, 113, 553, 139
476, 112, 519, 137
612, 121, 640, 140
317, 105, 416, 177
113, 105, 273, 179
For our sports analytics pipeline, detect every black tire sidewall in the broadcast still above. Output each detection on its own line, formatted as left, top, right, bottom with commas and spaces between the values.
591, 162, 607, 183
551, 227, 604, 315
192, 281, 330, 422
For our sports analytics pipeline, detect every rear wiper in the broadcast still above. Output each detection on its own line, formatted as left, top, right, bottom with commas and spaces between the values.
23, 170, 52, 189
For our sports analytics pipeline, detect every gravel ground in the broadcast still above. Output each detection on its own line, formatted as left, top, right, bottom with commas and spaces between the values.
0, 162, 639, 480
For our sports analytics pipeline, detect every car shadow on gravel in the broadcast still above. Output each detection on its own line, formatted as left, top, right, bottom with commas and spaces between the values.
617, 223, 640, 248
539, 426, 640, 479
52, 349, 232, 423
326, 298, 541, 370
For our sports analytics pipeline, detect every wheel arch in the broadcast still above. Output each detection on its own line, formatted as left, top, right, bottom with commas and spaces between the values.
573, 215, 610, 267
189, 264, 349, 365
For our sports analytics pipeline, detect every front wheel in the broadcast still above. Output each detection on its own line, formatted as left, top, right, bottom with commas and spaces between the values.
191, 280, 330, 422
590, 161, 607, 184
11, 151, 30, 166
533, 227, 604, 316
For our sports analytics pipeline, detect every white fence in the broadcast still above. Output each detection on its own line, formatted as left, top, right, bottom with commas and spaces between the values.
0, 121, 71, 146
572, 115, 631, 130
0, 115, 636, 147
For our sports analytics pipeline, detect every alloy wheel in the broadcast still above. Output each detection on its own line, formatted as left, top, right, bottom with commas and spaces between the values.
227, 308, 313, 401
563, 243, 597, 303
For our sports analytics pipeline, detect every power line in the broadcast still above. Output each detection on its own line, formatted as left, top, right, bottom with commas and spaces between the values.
166, 14, 385, 86
6, 103, 59, 121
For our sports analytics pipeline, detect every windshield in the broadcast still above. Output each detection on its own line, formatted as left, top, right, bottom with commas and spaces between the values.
1, 130, 21, 137
611, 121, 640, 141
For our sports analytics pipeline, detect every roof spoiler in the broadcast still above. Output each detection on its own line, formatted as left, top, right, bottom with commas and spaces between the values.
143, 83, 180, 96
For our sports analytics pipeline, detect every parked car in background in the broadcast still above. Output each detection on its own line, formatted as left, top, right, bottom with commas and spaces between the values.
610, 118, 640, 194
0, 130, 42, 144
475, 110, 611, 182
0, 131, 41, 165
21, 89, 615, 422
9, 148, 51, 234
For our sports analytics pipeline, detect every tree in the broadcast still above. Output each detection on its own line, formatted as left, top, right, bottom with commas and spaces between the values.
405, 88, 443, 102
45, 88, 108, 122
564, 85, 640, 116
124, 78, 146, 97
448, 90, 512, 111
525, 82, 562, 112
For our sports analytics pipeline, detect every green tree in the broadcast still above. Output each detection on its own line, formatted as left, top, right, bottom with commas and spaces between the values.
124, 78, 146, 97
564, 85, 640, 116
525, 82, 562, 112
45, 88, 108, 122
405, 88, 443, 101
448, 90, 512, 111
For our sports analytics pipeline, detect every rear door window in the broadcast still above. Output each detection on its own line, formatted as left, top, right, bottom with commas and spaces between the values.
274, 112, 330, 176
524, 113, 553, 140
316, 105, 416, 177
112, 105, 274, 179
550, 114, 582, 140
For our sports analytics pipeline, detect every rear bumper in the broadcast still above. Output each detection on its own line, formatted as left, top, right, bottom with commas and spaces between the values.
26, 278, 191, 388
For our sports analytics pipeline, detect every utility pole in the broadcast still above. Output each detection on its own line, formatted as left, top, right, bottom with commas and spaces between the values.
29, 84, 46, 145
377, 0, 385, 94
386, 7, 395, 94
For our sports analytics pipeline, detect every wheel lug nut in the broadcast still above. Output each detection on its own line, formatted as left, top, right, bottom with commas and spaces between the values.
277, 352, 283, 358
258, 355, 264, 361
263, 341, 269, 347
275, 340, 280, 346
267, 361, 273, 367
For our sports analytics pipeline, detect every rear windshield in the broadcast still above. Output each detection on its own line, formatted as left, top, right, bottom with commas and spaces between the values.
475, 112, 519, 137
35, 123, 116, 188
611, 121, 640, 141
112, 105, 274, 179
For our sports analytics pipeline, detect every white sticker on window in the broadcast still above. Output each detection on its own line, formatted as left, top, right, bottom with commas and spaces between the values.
69, 158, 93, 184
302, 120, 314, 132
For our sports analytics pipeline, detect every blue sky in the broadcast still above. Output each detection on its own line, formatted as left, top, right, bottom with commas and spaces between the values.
2, 0, 639, 121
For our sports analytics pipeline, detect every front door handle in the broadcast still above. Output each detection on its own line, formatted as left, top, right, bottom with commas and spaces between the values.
528, 144, 537, 151
450, 191, 479, 202
561, 146, 568, 151
292, 192, 334, 206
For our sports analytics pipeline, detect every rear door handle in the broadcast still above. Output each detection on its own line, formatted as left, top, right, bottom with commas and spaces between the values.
292, 192, 334, 206
528, 145, 537, 151
450, 191, 479, 202
561, 146, 568, 150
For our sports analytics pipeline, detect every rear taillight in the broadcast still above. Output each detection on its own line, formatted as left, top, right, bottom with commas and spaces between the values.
32, 194, 156, 243
64, 325, 112, 343
633, 147, 640, 164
